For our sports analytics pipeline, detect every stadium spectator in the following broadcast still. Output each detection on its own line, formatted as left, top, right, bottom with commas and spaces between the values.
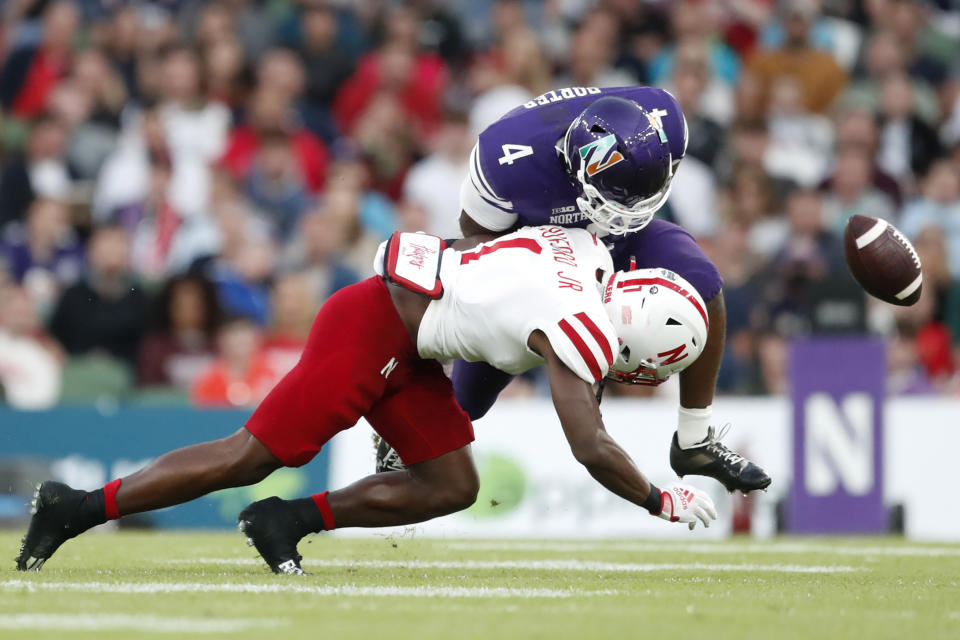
324, 153, 396, 240
0, 198, 83, 318
93, 105, 169, 223
557, 8, 637, 89
648, 0, 741, 88
662, 37, 734, 130
0, 114, 73, 229
0, 1, 79, 119
0, 283, 62, 409
296, 4, 355, 139
754, 188, 863, 336
823, 146, 897, 235
49, 225, 147, 366
280, 207, 359, 308
466, 29, 545, 137
156, 44, 231, 218
840, 30, 940, 128
51, 48, 127, 181
876, 72, 942, 181
262, 271, 315, 377
764, 75, 832, 186
745, 1, 847, 114
831, 107, 902, 207
202, 35, 247, 112
191, 315, 276, 407
665, 38, 727, 167
902, 159, 960, 279
137, 274, 221, 389
241, 129, 312, 241
333, 9, 448, 138
402, 109, 472, 238
220, 88, 329, 198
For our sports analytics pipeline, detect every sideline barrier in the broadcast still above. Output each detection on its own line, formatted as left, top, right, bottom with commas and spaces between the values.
327, 396, 959, 541
2, 397, 957, 539
0, 408, 330, 529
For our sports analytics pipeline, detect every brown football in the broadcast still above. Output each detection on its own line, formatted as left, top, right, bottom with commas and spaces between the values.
843, 215, 923, 306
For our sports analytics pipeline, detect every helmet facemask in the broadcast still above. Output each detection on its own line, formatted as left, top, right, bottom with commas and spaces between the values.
562, 111, 673, 236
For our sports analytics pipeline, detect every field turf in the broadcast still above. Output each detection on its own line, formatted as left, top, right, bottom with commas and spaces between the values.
0, 531, 958, 639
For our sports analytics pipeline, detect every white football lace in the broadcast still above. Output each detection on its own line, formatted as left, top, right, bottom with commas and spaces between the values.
688, 424, 746, 466
707, 425, 746, 466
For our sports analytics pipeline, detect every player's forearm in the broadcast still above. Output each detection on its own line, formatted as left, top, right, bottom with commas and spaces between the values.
548, 378, 655, 506
678, 289, 725, 409
576, 433, 656, 507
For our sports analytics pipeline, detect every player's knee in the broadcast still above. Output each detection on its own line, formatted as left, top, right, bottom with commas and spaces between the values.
221, 429, 280, 485
437, 467, 479, 513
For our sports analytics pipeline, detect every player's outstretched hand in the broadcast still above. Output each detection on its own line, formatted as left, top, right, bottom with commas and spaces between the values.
656, 482, 717, 530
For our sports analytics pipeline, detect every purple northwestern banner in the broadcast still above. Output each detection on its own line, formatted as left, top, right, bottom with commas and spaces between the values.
786, 337, 886, 533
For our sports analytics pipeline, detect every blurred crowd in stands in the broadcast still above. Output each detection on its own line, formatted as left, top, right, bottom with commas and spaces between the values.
1, 0, 960, 409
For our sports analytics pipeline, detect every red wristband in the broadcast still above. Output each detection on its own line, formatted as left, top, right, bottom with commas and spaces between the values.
103, 478, 122, 521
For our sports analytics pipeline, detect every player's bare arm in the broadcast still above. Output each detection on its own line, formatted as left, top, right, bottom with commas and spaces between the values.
527, 329, 654, 506
529, 328, 716, 528
678, 290, 726, 410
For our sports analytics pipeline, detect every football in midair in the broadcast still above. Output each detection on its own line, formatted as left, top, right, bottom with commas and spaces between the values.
843, 215, 923, 306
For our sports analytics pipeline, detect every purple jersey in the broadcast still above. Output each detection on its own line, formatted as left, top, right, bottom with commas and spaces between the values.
460, 85, 721, 304
461, 86, 687, 233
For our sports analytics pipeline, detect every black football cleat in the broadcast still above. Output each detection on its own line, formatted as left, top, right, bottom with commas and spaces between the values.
670, 426, 772, 494
374, 434, 407, 473
238, 497, 307, 575
16, 481, 92, 571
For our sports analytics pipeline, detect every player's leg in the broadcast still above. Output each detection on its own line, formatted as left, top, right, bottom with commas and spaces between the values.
17, 277, 402, 571
16, 428, 282, 571
115, 428, 282, 513
241, 358, 477, 573
328, 444, 479, 527
239, 445, 478, 573
451, 359, 515, 420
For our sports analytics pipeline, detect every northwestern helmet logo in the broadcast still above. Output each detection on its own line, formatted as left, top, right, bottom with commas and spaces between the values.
578, 133, 624, 177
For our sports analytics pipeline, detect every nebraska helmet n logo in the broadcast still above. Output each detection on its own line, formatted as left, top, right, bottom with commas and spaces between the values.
658, 344, 688, 366
579, 133, 624, 177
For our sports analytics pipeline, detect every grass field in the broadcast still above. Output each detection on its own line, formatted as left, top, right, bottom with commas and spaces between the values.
0, 531, 958, 639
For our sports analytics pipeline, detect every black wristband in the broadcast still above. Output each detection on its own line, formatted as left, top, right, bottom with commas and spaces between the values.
642, 483, 663, 515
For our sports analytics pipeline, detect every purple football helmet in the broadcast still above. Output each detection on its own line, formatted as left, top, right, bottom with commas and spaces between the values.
561, 96, 673, 235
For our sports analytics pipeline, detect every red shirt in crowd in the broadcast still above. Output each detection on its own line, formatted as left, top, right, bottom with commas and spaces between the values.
220, 126, 329, 193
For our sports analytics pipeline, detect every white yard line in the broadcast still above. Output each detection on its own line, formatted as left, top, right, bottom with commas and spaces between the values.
441, 541, 960, 557
168, 558, 860, 574
0, 613, 283, 633
0, 580, 615, 599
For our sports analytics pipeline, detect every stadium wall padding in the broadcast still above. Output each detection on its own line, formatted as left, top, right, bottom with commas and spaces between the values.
326, 397, 959, 541
2, 398, 958, 539
0, 407, 330, 529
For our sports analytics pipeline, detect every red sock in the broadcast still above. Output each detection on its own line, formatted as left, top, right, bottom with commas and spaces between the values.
103, 478, 122, 521
311, 491, 336, 530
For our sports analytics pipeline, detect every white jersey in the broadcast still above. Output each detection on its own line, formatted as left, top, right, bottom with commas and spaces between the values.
417, 226, 618, 384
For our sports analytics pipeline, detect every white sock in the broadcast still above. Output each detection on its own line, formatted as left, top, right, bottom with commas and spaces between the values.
677, 406, 712, 448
